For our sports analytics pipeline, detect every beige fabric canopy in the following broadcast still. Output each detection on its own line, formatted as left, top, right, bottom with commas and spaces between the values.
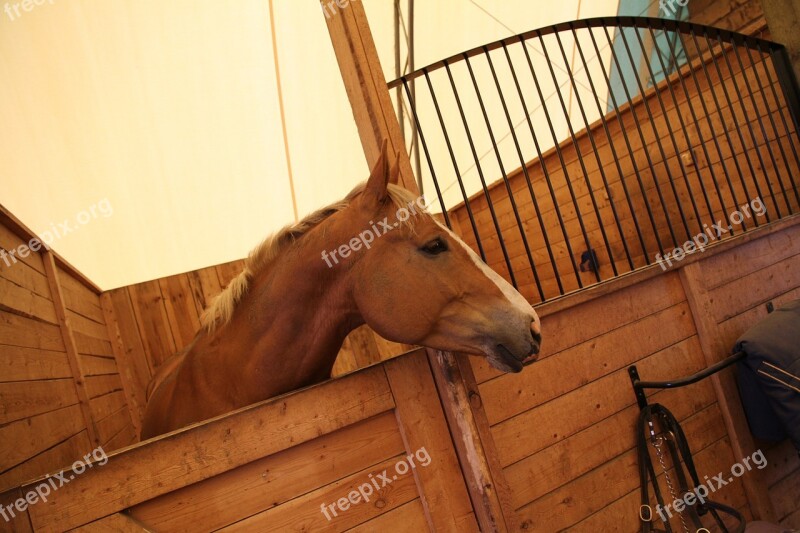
0, 0, 620, 289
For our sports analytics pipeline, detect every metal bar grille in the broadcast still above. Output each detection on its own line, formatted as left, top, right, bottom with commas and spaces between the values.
390, 17, 800, 304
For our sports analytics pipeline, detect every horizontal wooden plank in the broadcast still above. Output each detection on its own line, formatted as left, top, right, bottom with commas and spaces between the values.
70, 512, 151, 532
482, 301, 696, 427
471, 272, 686, 383
79, 354, 118, 377
345, 498, 428, 533
56, 268, 104, 324
84, 375, 123, 399
507, 385, 718, 509
219, 454, 419, 532
0, 310, 64, 352
89, 391, 127, 423
0, 223, 45, 276
570, 471, 745, 533
710, 251, 800, 322
129, 411, 404, 531
0, 254, 51, 301
0, 277, 57, 325
515, 434, 741, 531
72, 331, 113, 358
695, 222, 800, 290
0, 405, 85, 483
26, 364, 395, 532
104, 423, 137, 453
499, 348, 722, 481
65, 310, 109, 343
96, 407, 131, 447
0, 345, 71, 382
0, 430, 91, 495
0, 379, 78, 425
0, 487, 33, 532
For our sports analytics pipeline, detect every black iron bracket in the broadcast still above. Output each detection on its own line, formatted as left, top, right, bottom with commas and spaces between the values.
628, 351, 746, 410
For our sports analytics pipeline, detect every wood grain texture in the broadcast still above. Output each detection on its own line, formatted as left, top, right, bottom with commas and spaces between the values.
25, 365, 395, 532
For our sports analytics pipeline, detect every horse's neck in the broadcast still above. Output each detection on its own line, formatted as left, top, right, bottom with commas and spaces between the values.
203, 236, 362, 403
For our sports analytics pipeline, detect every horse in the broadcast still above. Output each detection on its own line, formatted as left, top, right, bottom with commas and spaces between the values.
140, 141, 542, 439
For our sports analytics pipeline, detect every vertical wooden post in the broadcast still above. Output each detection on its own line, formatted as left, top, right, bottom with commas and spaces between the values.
42, 252, 100, 447
321, 2, 515, 529
679, 262, 777, 521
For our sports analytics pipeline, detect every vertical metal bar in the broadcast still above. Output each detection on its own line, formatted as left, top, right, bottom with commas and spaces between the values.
618, 25, 692, 243
485, 46, 560, 297
401, 77, 451, 229
603, 25, 680, 250
537, 29, 611, 282
444, 61, 518, 287
636, 25, 708, 234
687, 27, 759, 228
556, 27, 634, 272
715, 31, 781, 218
647, 26, 727, 228
465, 51, 542, 298
728, 34, 787, 215
590, 25, 666, 259
520, 35, 590, 289
504, 40, 578, 291
759, 42, 800, 208
571, 24, 649, 265
666, 27, 737, 232
743, 43, 794, 212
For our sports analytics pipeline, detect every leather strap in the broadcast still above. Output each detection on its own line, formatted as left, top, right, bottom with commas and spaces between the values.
637, 403, 746, 533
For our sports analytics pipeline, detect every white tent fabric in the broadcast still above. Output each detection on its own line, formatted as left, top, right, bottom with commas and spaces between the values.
0, 0, 620, 289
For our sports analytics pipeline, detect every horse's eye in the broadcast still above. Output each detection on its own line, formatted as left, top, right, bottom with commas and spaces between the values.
420, 237, 448, 256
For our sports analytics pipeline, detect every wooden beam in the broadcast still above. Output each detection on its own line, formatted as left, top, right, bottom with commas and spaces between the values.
384, 351, 479, 531
679, 261, 777, 521
321, 0, 416, 191
0, 204, 102, 294
427, 350, 518, 531
321, 2, 517, 529
42, 251, 100, 447
100, 291, 149, 437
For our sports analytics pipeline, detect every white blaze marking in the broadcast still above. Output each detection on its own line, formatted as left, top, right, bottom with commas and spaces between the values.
437, 222, 538, 322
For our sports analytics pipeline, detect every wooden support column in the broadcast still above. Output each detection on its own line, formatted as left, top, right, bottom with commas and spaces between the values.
321, 2, 515, 529
42, 252, 99, 447
679, 262, 777, 522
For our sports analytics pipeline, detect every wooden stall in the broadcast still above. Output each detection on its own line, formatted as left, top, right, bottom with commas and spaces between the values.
1, 1, 799, 532
0, 209, 137, 495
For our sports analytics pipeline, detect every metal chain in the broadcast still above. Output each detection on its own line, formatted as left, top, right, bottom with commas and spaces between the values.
652, 435, 690, 533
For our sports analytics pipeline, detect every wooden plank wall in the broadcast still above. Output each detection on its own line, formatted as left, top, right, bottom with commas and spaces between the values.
466, 220, 800, 531
0, 215, 135, 494
688, 0, 765, 35
103, 259, 415, 435
450, 37, 800, 304
3, 349, 477, 533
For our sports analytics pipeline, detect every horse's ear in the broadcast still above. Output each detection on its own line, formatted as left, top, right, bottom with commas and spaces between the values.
388, 149, 401, 185
364, 139, 390, 205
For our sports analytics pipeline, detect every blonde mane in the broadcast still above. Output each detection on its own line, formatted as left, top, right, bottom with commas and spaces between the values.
200, 182, 423, 333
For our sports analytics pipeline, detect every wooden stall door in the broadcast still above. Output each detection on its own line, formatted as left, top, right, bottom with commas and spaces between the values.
3, 349, 478, 532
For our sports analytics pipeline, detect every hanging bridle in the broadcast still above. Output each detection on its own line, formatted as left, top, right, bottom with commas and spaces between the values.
637, 403, 745, 533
